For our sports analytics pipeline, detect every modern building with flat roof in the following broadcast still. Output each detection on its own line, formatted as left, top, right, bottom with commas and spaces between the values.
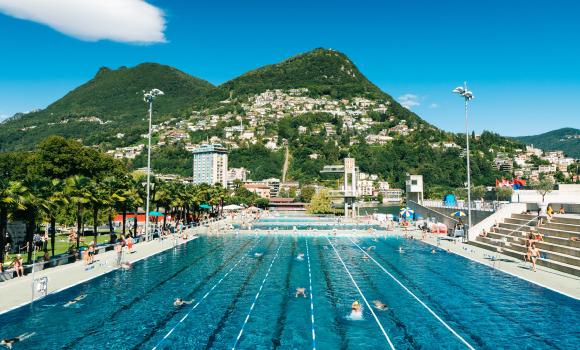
192, 144, 228, 187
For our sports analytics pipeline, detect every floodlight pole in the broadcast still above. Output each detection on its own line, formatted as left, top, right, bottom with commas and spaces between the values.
144, 89, 164, 241
145, 99, 153, 241
463, 82, 473, 241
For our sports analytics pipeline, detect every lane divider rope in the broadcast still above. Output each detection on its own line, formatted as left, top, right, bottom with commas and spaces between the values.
347, 237, 475, 350
231, 240, 283, 350
151, 238, 261, 350
305, 239, 317, 350
326, 237, 396, 350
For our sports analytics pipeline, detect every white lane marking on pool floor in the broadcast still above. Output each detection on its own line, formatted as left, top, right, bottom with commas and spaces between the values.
305, 239, 317, 350
347, 237, 476, 350
326, 237, 396, 350
231, 241, 283, 350
151, 239, 261, 350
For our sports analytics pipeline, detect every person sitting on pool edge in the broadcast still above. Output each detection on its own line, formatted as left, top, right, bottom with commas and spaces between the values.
174, 298, 193, 306
295, 287, 307, 298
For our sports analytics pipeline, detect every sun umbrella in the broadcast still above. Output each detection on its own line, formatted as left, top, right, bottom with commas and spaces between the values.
399, 207, 414, 218
451, 211, 467, 217
223, 204, 243, 210
148, 211, 164, 217
247, 206, 262, 212
199, 204, 212, 210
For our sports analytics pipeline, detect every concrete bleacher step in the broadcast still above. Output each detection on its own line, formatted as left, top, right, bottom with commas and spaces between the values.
478, 236, 580, 267
486, 232, 580, 258
543, 221, 580, 233
511, 213, 580, 227
469, 240, 580, 277
494, 228, 580, 249
497, 223, 580, 240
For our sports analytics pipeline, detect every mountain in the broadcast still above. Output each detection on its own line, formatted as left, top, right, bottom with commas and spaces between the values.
513, 128, 580, 158
0, 63, 214, 151
205, 48, 421, 124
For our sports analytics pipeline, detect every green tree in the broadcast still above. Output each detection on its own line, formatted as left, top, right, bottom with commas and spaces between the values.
530, 178, 555, 202
300, 186, 316, 203
307, 189, 333, 214
0, 180, 27, 264
65, 176, 91, 248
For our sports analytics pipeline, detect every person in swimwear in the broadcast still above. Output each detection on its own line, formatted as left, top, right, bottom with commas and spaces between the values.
366, 246, 376, 252
295, 287, 307, 298
254, 252, 263, 258
296, 253, 305, 261
1, 332, 36, 349
373, 300, 388, 311
173, 298, 193, 306
351, 300, 361, 312
64, 294, 87, 307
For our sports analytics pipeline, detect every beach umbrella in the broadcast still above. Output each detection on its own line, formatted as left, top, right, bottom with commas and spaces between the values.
223, 204, 243, 210
247, 206, 262, 212
148, 211, 164, 217
199, 204, 212, 210
451, 211, 467, 217
400, 207, 414, 218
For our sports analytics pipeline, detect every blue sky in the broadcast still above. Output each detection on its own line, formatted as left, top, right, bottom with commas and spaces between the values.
0, 0, 578, 136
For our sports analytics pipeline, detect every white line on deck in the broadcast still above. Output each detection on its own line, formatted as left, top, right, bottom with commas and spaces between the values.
305, 239, 317, 350
151, 239, 260, 350
231, 240, 283, 350
326, 237, 396, 350
347, 237, 475, 350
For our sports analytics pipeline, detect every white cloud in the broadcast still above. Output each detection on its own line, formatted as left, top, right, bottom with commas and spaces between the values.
429, 103, 439, 109
398, 94, 420, 109
0, 0, 166, 44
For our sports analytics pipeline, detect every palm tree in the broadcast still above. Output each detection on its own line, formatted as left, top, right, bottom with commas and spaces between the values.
65, 176, 91, 249
0, 180, 27, 264
41, 179, 68, 256
21, 180, 48, 263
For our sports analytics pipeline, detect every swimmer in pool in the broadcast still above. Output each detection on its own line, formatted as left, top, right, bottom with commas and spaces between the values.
254, 252, 263, 258
1, 332, 35, 349
64, 294, 86, 307
398, 247, 404, 253
362, 254, 369, 261
296, 253, 305, 261
295, 287, 307, 298
173, 298, 193, 306
366, 246, 376, 252
373, 300, 388, 311
431, 249, 437, 254
121, 262, 132, 269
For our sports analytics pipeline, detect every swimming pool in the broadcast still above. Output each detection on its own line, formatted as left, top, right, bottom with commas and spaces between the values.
1, 233, 578, 349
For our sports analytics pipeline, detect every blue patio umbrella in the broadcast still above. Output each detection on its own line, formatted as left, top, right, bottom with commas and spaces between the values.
199, 204, 212, 210
148, 211, 164, 217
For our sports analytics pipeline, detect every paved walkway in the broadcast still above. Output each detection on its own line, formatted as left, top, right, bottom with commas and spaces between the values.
0, 230, 200, 314
419, 232, 580, 300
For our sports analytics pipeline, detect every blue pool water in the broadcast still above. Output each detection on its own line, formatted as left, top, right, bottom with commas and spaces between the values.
1, 233, 579, 349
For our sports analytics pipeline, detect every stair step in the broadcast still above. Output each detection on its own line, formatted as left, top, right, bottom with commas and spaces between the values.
477, 237, 580, 267
469, 240, 580, 277
493, 228, 580, 249
486, 232, 580, 258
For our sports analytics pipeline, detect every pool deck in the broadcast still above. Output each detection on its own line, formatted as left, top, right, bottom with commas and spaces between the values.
0, 230, 200, 315
418, 232, 580, 300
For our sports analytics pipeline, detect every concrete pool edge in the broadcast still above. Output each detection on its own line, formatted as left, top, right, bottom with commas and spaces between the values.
419, 234, 580, 301
0, 232, 201, 315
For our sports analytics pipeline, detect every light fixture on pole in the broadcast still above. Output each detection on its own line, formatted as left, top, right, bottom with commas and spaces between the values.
453, 82, 474, 241
143, 89, 164, 241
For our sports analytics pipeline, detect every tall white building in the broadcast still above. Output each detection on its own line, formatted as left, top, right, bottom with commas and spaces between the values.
192, 144, 228, 187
